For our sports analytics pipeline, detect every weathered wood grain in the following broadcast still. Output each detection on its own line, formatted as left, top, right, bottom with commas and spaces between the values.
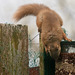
39, 34, 44, 75
0, 23, 28, 75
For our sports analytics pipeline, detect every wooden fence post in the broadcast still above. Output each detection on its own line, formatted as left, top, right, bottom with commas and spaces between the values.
0, 23, 29, 75
39, 34, 55, 75
40, 33, 44, 75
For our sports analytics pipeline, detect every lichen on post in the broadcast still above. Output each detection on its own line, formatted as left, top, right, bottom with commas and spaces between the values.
0, 23, 28, 75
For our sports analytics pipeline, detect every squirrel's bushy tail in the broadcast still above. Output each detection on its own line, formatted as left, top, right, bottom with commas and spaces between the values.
13, 4, 50, 21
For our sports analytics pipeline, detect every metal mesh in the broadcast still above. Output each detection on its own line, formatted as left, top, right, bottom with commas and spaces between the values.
28, 42, 40, 75
28, 43, 40, 68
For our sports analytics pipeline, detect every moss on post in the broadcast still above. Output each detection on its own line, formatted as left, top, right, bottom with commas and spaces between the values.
0, 23, 28, 75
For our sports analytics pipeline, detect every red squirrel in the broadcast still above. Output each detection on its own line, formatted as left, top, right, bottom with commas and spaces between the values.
13, 4, 71, 60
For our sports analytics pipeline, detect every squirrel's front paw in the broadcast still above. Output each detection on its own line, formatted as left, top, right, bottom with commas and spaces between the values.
65, 38, 72, 42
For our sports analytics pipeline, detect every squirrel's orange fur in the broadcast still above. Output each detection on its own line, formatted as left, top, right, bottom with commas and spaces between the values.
13, 4, 71, 60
